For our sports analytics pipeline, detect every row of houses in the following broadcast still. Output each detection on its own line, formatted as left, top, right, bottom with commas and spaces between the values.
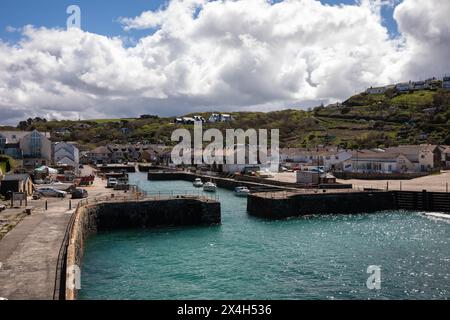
280, 145, 450, 174
175, 113, 234, 125
83, 143, 170, 165
0, 130, 80, 170
366, 77, 449, 95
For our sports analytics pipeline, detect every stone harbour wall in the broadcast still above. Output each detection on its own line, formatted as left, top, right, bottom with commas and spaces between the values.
65, 198, 220, 300
247, 191, 397, 219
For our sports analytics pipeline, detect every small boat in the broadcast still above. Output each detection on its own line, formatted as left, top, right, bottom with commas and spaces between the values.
234, 186, 250, 197
203, 182, 217, 193
193, 178, 204, 188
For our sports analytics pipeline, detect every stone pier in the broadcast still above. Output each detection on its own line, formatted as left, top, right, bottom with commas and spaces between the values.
247, 190, 450, 219
65, 197, 220, 300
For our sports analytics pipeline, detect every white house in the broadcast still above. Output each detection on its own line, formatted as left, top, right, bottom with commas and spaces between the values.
347, 151, 410, 173
208, 113, 233, 123
346, 145, 442, 173
208, 114, 221, 123
280, 148, 351, 171
53, 142, 79, 167
220, 114, 233, 122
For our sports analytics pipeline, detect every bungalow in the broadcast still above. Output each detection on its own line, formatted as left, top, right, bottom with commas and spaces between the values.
366, 86, 388, 94
346, 150, 411, 173
396, 82, 411, 93
220, 114, 233, 122
208, 113, 234, 123
280, 148, 351, 171
411, 81, 430, 91
0, 174, 33, 199
347, 145, 442, 173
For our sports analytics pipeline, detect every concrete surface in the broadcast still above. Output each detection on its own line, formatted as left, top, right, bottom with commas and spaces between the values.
269, 171, 450, 192
0, 167, 122, 300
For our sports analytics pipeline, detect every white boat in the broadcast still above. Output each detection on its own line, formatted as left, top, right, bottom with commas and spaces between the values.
203, 182, 217, 193
193, 178, 204, 188
234, 186, 250, 197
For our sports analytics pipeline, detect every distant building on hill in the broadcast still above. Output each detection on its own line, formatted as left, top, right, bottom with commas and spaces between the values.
365, 85, 394, 94
208, 113, 234, 123
443, 76, 450, 89
396, 82, 411, 93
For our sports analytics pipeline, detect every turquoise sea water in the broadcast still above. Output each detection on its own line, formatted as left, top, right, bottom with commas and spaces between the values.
79, 173, 450, 300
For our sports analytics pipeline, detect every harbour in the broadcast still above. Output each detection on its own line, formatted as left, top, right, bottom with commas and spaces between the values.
77, 173, 450, 300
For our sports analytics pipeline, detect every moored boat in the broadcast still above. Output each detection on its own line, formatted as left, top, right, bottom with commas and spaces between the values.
193, 178, 204, 188
203, 182, 217, 193
234, 186, 250, 197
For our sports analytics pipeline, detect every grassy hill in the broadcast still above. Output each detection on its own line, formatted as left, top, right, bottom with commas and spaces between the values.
2, 89, 449, 150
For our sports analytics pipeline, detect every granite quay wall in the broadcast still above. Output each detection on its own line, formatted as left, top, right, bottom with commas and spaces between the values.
65, 197, 220, 300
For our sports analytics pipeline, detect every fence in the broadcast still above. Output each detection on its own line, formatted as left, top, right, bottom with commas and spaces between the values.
52, 184, 219, 300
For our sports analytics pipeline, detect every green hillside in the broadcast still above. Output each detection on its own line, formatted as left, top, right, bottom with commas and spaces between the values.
2, 89, 449, 150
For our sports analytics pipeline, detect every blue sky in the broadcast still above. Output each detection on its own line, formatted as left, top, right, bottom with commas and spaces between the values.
0, 0, 400, 43
6, 0, 446, 124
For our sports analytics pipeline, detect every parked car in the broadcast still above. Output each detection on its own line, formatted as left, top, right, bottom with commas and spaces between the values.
32, 192, 42, 200
107, 178, 118, 188
0, 203, 6, 212
36, 187, 67, 198
72, 189, 88, 199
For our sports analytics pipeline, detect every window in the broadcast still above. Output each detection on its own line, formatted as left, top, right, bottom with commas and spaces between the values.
29, 131, 42, 158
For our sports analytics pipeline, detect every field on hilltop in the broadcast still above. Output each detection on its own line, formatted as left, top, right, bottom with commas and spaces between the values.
2, 89, 449, 150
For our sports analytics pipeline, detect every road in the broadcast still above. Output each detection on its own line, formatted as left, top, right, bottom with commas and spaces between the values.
0, 169, 123, 300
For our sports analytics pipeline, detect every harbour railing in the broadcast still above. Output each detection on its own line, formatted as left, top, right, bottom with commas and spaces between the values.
75, 189, 219, 208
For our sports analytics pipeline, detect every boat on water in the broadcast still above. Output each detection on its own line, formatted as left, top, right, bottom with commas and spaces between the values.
193, 178, 204, 188
234, 186, 250, 197
203, 182, 217, 193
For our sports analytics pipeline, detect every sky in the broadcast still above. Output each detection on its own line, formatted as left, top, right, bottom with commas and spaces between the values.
0, 0, 449, 125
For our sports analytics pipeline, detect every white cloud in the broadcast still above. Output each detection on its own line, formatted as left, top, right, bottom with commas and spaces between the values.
0, 0, 449, 125
393, 0, 450, 79
5, 26, 21, 33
